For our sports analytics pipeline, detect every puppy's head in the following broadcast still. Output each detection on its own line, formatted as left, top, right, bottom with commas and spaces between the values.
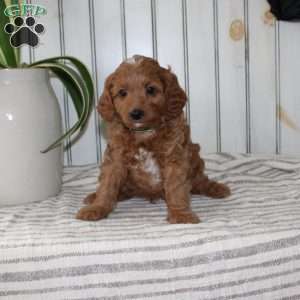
98, 55, 187, 132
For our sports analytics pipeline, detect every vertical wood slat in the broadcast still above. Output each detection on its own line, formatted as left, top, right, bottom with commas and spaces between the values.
88, 0, 102, 163
124, 0, 153, 58
248, 0, 277, 154
187, 0, 217, 153
217, 0, 247, 153
279, 22, 300, 155
155, 0, 185, 90
120, 0, 127, 60
213, 0, 221, 152
28, 0, 35, 64
275, 21, 281, 154
150, 0, 157, 60
58, 0, 72, 165
244, 0, 251, 153
20, 44, 32, 64
21, 1, 34, 64
181, 0, 190, 124
93, 0, 124, 158
62, 0, 98, 165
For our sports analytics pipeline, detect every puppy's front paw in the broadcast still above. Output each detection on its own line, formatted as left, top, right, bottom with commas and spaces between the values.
83, 192, 96, 204
76, 205, 107, 221
207, 182, 231, 199
167, 210, 200, 224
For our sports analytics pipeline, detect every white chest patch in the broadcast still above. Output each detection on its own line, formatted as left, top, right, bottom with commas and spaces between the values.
134, 148, 161, 185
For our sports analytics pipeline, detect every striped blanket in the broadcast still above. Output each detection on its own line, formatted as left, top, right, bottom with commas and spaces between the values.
1, 153, 300, 300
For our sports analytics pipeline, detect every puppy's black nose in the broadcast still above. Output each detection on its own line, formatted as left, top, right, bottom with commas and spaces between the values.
129, 109, 144, 120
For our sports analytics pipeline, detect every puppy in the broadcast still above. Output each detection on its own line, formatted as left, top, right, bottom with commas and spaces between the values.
76, 55, 230, 224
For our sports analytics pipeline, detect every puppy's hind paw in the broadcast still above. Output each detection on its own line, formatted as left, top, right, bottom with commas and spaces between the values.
206, 182, 231, 199
76, 205, 107, 221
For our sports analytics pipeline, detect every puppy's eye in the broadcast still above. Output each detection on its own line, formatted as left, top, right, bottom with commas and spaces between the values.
118, 89, 127, 98
146, 86, 156, 96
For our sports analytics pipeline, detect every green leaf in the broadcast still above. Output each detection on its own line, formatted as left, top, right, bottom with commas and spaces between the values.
0, 0, 19, 67
0, 47, 8, 67
30, 56, 94, 109
30, 62, 91, 153
47, 66, 84, 119
29, 56, 95, 152
0, 57, 7, 68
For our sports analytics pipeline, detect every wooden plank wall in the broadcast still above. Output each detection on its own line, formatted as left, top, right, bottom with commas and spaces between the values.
23, 0, 300, 165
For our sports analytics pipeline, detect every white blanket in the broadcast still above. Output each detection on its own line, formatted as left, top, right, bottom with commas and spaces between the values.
1, 153, 300, 300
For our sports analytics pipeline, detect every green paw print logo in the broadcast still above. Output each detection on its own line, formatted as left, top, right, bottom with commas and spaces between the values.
4, 16, 45, 48
3, 2, 47, 48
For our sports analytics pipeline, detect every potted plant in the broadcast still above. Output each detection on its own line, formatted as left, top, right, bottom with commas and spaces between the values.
0, 0, 94, 206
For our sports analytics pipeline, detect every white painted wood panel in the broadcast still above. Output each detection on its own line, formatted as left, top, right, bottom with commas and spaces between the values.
186, 0, 217, 152
217, 0, 247, 153
18, 0, 300, 164
124, 0, 153, 58
155, 0, 185, 91
155, 0, 189, 119
248, 0, 277, 153
93, 0, 124, 159
62, 0, 98, 165
31, 0, 60, 60
280, 22, 300, 155
20, 46, 31, 64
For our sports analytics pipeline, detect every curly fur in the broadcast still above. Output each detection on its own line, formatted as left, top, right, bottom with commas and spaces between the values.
76, 55, 230, 224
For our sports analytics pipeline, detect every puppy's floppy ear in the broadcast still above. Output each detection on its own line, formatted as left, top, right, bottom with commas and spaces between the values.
97, 74, 115, 122
162, 68, 187, 120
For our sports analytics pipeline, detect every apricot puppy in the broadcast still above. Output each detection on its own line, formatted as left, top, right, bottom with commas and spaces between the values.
76, 55, 230, 224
